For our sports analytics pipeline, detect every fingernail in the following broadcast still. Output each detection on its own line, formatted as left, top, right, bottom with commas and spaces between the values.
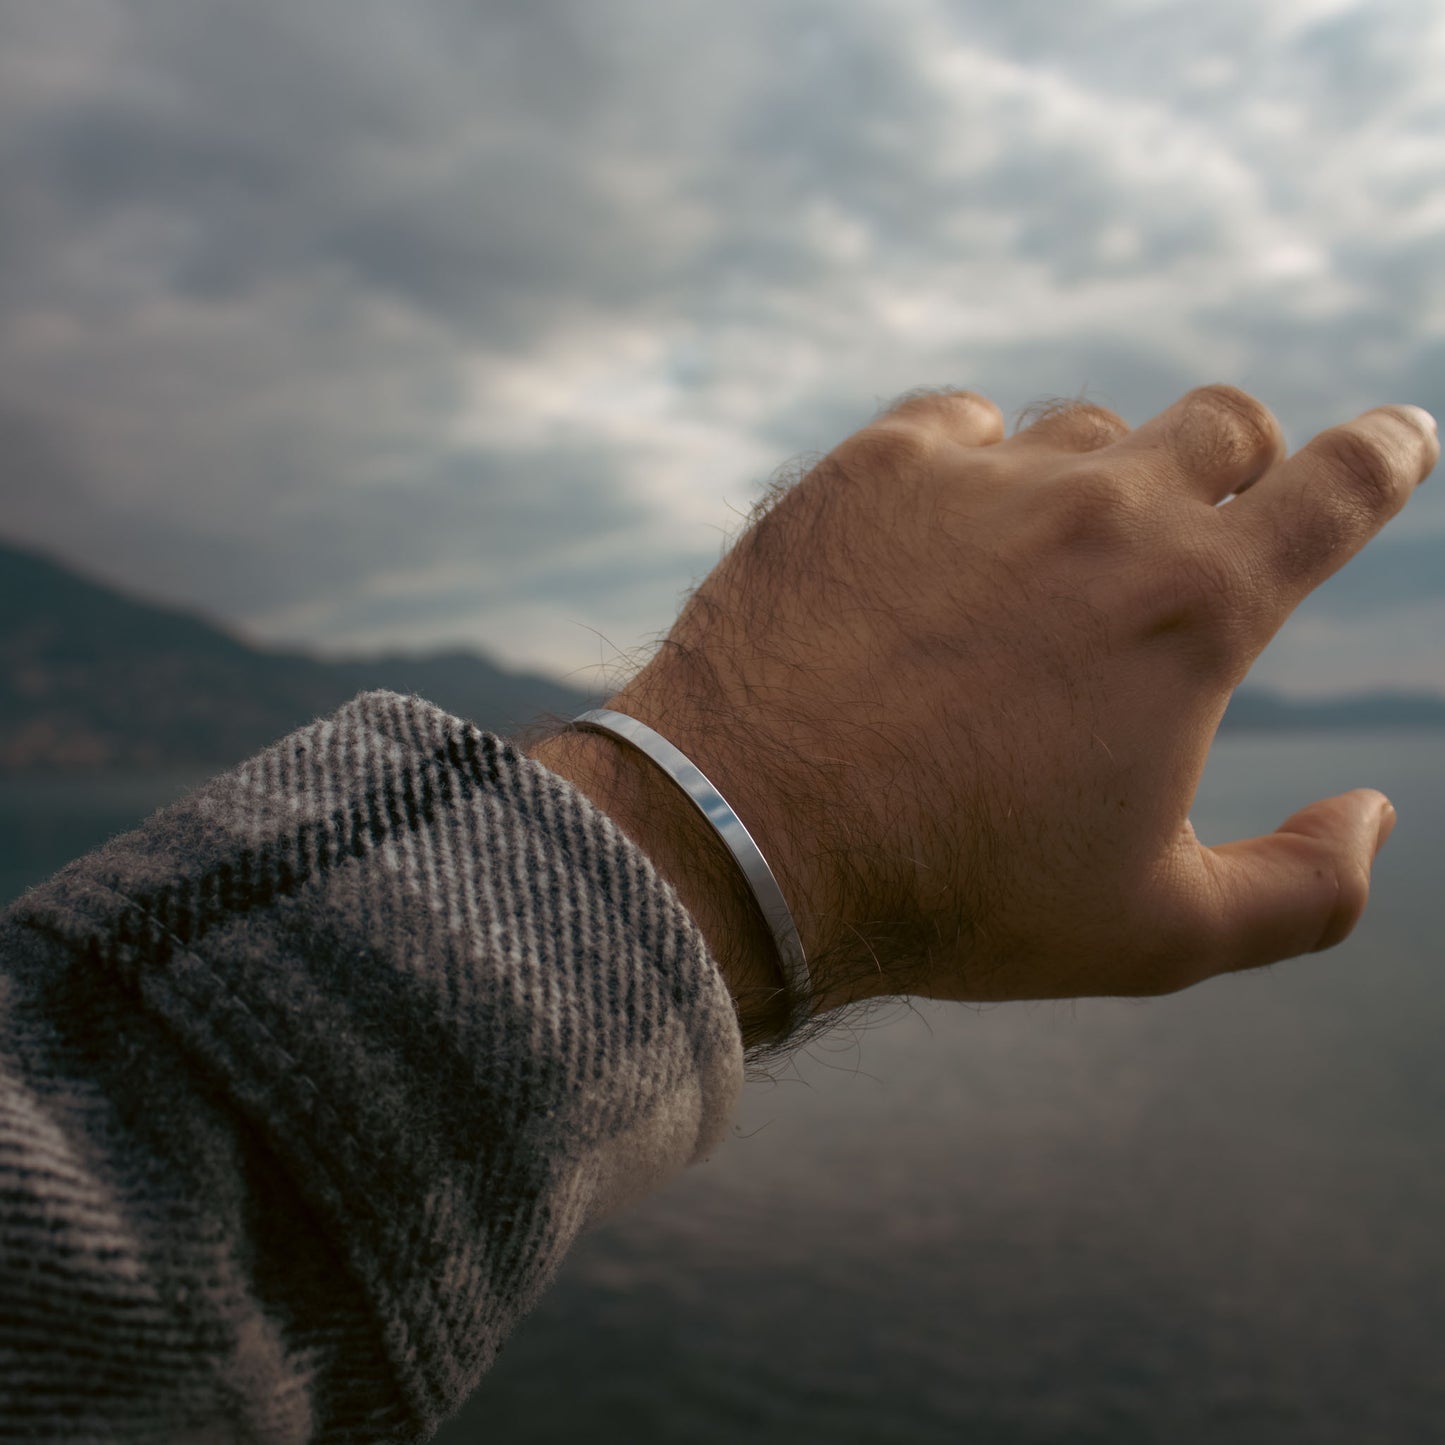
1374, 801, 1398, 857
1395, 404, 1438, 437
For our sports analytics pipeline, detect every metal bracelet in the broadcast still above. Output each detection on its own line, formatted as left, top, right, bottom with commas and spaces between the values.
570, 708, 811, 1026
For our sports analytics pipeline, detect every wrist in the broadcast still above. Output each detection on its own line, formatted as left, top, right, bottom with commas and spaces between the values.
526, 728, 796, 1049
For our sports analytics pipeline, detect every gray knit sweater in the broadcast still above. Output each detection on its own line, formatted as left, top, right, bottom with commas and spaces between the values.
0, 691, 745, 1443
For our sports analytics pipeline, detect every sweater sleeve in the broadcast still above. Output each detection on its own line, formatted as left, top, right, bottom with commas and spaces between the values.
0, 690, 744, 1444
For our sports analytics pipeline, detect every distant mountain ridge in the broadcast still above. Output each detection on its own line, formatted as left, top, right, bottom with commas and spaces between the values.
2, 539, 1442, 772
0, 540, 603, 770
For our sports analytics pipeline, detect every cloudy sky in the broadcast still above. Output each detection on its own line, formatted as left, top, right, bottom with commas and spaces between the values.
3, 0, 1444, 699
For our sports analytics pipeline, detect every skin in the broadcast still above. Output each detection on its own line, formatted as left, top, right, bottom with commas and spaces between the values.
528, 385, 1438, 1050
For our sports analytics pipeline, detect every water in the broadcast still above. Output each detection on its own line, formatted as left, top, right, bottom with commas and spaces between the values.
2, 735, 1442, 1443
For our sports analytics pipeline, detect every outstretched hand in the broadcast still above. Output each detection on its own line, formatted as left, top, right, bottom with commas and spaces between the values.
597, 385, 1437, 1017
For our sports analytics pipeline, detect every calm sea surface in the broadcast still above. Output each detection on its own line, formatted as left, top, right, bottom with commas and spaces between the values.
2, 734, 1442, 1444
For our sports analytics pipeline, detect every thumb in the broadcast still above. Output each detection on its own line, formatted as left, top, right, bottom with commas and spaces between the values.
1185, 789, 1395, 979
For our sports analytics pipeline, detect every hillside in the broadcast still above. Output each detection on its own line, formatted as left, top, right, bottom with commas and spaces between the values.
2, 539, 1443, 771
1219, 686, 1445, 730
0, 540, 602, 770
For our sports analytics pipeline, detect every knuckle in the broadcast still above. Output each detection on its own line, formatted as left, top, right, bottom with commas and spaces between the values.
1060, 401, 1131, 445
1184, 383, 1277, 440
876, 387, 1001, 434
1316, 425, 1405, 515
1178, 384, 1282, 469
1016, 399, 1131, 450
1048, 467, 1149, 553
834, 419, 940, 483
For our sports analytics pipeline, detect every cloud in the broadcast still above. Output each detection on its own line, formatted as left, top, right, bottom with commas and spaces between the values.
2, 0, 1443, 691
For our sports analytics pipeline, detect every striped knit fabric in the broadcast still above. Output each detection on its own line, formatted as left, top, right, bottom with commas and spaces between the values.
0, 691, 744, 1443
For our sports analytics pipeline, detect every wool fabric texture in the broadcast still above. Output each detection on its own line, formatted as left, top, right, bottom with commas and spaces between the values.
0, 691, 745, 1443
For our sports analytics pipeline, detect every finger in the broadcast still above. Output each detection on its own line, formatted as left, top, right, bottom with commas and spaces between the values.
872, 388, 1007, 448
1107, 383, 1287, 504
1228, 405, 1439, 615
1005, 398, 1132, 454
1158, 790, 1393, 989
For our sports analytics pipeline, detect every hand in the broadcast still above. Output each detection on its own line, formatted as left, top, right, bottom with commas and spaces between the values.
537, 386, 1438, 1026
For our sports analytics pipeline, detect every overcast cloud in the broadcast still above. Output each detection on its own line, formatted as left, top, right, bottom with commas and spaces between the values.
2, 0, 1443, 697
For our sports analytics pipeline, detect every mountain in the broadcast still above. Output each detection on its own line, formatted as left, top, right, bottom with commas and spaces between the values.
0, 540, 604, 771
1219, 686, 1445, 730
2, 539, 1443, 772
